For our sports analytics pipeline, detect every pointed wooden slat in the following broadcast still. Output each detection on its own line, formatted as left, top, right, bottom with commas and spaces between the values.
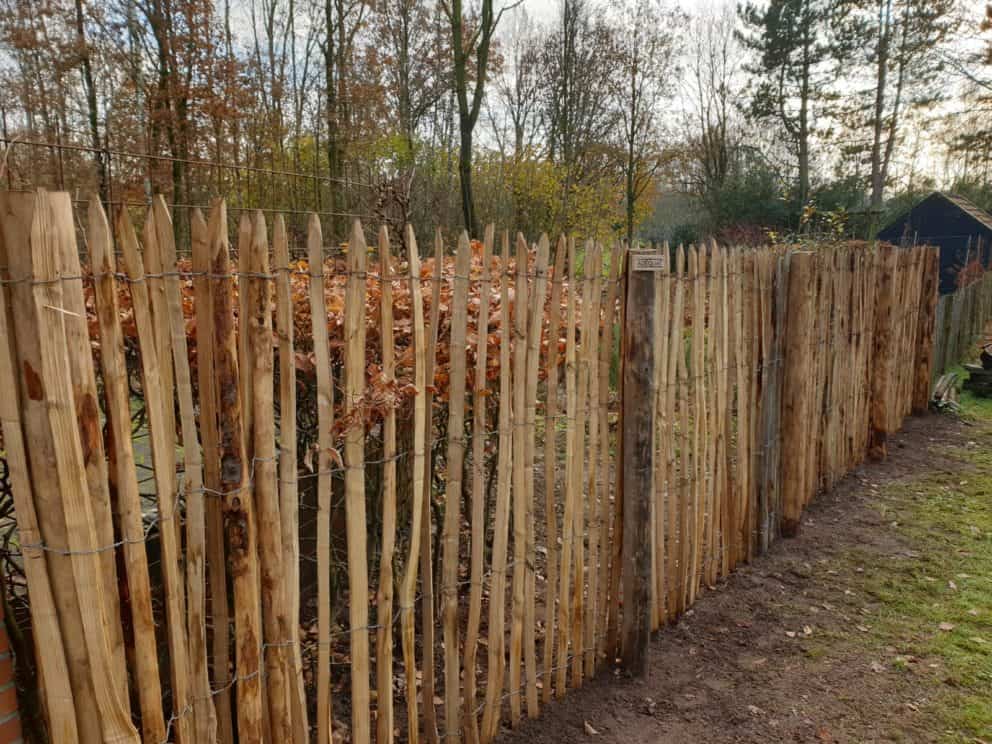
605, 243, 628, 661
541, 237, 566, 702
713, 244, 730, 581
463, 224, 494, 743
142, 209, 178, 472
597, 241, 623, 651
702, 246, 718, 588
0, 193, 80, 744
207, 200, 264, 744
5, 193, 102, 743
674, 246, 691, 614
523, 234, 550, 713
570, 239, 597, 687
651, 247, 670, 628
420, 229, 444, 744
308, 213, 334, 744
274, 215, 309, 743
152, 196, 217, 743
555, 237, 577, 697
401, 224, 427, 744
509, 233, 528, 725
376, 226, 398, 744
52, 195, 127, 709
442, 231, 472, 740
582, 241, 602, 674
92, 199, 165, 742
121, 204, 193, 744
481, 232, 514, 742
731, 249, 750, 566
238, 213, 255, 455
192, 206, 235, 744
668, 246, 688, 616
687, 246, 704, 606
246, 210, 294, 741
344, 220, 372, 744
28, 190, 139, 743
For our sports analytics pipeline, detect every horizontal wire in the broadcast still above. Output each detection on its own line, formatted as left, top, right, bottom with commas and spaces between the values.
0, 136, 375, 189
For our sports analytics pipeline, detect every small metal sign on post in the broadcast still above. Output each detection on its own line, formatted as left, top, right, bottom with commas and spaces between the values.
630, 253, 667, 272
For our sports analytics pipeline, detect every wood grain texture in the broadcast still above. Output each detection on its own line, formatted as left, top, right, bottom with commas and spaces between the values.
247, 211, 294, 742
481, 233, 514, 742
208, 200, 264, 744
29, 190, 140, 743
121, 203, 192, 744
555, 237, 578, 697
596, 242, 622, 657
192, 204, 235, 744
441, 231, 471, 740
274, 215, 309, 743
376, 226, 398, 744
0, 193, 81, 744
419, 229, 444, 744
153, 196, 217, 743
401, 224, 427, 744
541, 237, 566, 701
308, 213, 335, 744
582, 241, 602, 674
53, 195, 127, 711
463, 225, 494, 743
620, 251, 654, 676
344, 220, 371, 744
509, 233, 528, 724
523, 234, 551, 714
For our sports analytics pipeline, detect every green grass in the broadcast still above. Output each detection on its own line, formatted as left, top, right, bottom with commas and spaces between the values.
848, 392, 992, 742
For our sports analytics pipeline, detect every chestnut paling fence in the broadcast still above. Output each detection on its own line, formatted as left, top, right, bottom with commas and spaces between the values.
0, 188, 963, 744
931, 271, 992, 382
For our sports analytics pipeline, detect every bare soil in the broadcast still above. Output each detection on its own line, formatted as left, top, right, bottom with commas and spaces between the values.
497, 413, 973, 744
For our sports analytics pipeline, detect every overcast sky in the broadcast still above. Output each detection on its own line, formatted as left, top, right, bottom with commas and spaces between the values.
521, 0, 733, 22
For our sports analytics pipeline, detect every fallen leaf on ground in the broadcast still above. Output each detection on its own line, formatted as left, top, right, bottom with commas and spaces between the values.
584, 721, 599, 736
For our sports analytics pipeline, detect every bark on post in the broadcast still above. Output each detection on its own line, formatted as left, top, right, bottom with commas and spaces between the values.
620, 250, 658, 676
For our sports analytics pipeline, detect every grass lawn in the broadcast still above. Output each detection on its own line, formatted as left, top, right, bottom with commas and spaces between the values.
851, 388, 992, 742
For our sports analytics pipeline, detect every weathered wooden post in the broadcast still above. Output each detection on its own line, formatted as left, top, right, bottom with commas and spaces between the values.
869, 244, 896, 460
621, 249, 660, 675
913, 247, 940, 413
780, 251, 815, 538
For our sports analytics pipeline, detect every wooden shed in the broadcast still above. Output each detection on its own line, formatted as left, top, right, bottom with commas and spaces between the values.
877, 191, 992, 294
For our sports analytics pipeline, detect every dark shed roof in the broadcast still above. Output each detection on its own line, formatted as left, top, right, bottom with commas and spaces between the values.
877, 191, 992, 294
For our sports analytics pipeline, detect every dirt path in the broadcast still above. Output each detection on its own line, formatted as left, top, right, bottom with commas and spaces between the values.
497, 412, 990, 744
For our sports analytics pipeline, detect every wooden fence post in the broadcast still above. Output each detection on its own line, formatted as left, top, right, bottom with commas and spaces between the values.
757, 252, 789, 553
869, 244, 896, 461
620, 250, 660, 676
913, 248, 940, 413
780, 251, 815, 538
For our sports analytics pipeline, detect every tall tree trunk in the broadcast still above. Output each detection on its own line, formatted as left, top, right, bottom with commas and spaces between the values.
74, 0, 108, 205
869, 0, 893, 237
324, 0, 342, 240
458, 124, 479, 238
798, 15, 812, 212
